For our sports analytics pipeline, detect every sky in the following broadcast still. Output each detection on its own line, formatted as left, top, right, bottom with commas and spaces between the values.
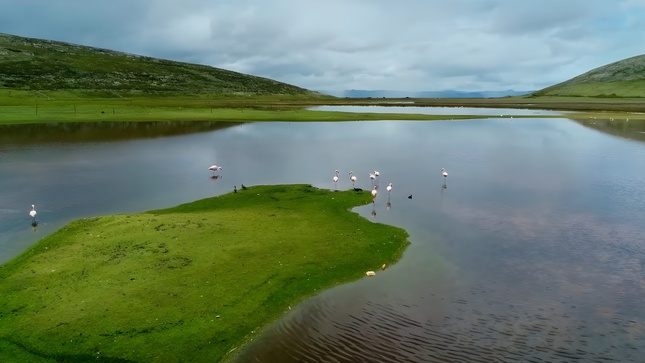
1, 0, 644, 95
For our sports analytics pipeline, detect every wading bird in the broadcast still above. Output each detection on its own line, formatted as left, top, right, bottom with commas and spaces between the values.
386, 182, 393, 193
371, 185, 378, 199
349, 171, 357, 187
208, 165, 222, 174
29, 204, 37, 220
29, 204, 38, 226
333, 170, 339, 188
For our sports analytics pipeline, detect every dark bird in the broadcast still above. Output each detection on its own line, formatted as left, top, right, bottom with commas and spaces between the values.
234, 185, 237, 193
241, 184, 247, 190
408, 195, 412, 199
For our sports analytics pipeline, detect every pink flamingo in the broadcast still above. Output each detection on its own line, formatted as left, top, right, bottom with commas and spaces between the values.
349, 171, 357, 187
208, 165, 222, 175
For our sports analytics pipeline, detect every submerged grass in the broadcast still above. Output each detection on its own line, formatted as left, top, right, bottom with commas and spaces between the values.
0, 184, 409, 362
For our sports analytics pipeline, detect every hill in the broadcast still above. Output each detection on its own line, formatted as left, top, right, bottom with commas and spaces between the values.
531, 54, 645, 98
0, 33, 316, 96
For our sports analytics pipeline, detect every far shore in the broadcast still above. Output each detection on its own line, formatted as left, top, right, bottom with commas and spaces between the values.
3, 92, 645, 125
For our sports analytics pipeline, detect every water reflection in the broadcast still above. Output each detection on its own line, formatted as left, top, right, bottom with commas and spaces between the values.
573, 117, 645, 143
311, 105, 571, 116
0, 120, 242, 145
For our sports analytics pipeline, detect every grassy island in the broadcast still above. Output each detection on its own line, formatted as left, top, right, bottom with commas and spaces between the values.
0, 184, 409, 362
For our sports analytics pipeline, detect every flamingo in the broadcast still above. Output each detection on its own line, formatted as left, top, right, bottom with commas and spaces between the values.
386, 182, 393, 193
208, 165, 222, 174
441, 168, 448, 178
333, 170, 339, 187
29, 204, 37, 220
371, 185, 378, 199
349, 171, 357, 187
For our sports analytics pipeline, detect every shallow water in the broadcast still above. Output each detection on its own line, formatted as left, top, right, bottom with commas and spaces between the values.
310, 105, 570, 116
1, 114, 644, 362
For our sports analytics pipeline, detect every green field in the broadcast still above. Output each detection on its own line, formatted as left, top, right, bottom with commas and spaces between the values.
0, 185, 409, 362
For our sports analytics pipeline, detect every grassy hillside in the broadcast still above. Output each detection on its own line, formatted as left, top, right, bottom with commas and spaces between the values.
3, 31, 645, 120
531, 54, 645, 98
0, 33, 317, 96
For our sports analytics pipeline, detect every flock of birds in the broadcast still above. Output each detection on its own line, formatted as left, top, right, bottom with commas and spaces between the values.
334, 167, 448, 202
27, 165, 448, 226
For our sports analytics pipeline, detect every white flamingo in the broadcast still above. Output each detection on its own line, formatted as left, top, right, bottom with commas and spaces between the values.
369, 172, 376, 186
441, 168, 448, 186
349, 171, 357, 187
29, 204, 37, 220
371, 185, 378, 199
386, 182, 393, 193
333, 170, 339, 186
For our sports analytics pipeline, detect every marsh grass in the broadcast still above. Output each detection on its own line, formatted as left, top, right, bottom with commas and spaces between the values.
0, 184, 409, 362
0, 91, 492, 124
4, 90, 645, 125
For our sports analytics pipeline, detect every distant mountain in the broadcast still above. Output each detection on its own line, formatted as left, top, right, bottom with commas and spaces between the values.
531, 54, 645, 98
329, 89, 533, 98
0, 33, 318, 96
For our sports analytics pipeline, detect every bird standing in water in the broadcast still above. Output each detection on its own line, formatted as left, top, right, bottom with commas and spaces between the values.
29, 204, 38, 227
333, 170, 339, 188
208, 165, 222, 175
349, 171, 357, 187
386, 182, 393, 193
441, 168, 448, 186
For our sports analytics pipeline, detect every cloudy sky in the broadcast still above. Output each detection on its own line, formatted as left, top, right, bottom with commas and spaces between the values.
1, 0, 644, 94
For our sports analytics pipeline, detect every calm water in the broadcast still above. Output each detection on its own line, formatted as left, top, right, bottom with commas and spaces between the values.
311, 105, 571, 116
1, 113, 644, 362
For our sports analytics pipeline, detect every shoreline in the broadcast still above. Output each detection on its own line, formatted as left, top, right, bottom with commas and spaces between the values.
0, 184, 410, 362
3, 93, 645, 125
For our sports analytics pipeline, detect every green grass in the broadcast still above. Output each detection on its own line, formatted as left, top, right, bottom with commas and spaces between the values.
0, 184, 410, 362
0, 91, 498, 124
0, 33, 315, 96
532, 54, 645, 98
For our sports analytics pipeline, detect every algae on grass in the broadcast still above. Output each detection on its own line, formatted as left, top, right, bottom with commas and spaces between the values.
0, 184, 409, 362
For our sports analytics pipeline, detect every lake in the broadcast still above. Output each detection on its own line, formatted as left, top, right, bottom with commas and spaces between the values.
1, 111, 644, 362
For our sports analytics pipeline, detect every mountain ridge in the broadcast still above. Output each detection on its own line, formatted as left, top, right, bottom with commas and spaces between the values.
0, 32, 316, 96
532, 54, 645, 98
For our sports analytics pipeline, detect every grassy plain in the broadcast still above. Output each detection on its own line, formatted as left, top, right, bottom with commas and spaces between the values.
0, 184, 409, 362
4, 90, 645, 125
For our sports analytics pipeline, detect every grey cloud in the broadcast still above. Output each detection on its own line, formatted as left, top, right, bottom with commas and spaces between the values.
0, 0, 642, 93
